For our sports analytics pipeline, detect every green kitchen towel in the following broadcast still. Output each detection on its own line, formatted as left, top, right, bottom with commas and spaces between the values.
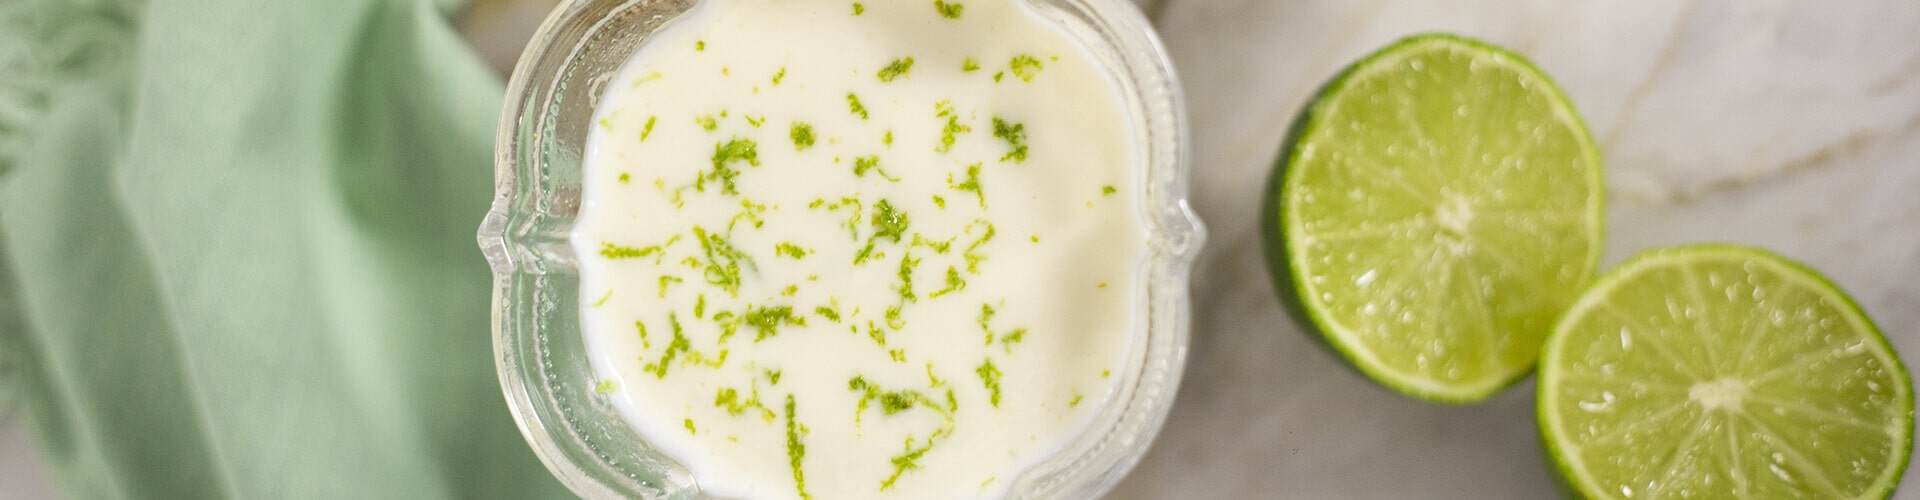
0, 0, 569, 497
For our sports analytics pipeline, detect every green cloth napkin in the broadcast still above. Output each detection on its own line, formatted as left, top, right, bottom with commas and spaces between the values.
0, 0, 569, 497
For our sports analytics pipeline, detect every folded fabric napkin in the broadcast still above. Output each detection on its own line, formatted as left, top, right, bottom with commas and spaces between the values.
0, 0, 567, 497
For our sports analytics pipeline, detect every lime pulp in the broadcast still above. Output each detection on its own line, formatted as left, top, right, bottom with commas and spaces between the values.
1265, 33, 1604, 402
1538, 245, 1913, 499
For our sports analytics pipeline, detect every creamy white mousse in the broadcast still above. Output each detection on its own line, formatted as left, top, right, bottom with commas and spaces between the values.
572, 0, 1145, 498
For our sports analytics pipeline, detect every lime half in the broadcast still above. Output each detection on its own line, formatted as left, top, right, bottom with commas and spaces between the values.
1539, 245, 1914, 499
1264, 34, 1604, 402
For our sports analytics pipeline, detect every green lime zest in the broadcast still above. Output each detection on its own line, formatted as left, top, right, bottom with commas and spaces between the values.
711, 311, 741, 344
600, 241, 662, 260
877, 57, 914, 82
925, 363, 946, 387
790, 122, 816, 150
854, 155, 899, 181
933, 0, 963, 19
644, 313, 692, 378
715, 386, 777, 422
911, 234, 954, 253
847, 375, 880, 425
864, 321, 887, 348
815, 304, 842, 323
962, 219, 994, 274
884, 436, 935, 490
947, 163, 985, 208
784, 395, 811, 500
700, 138, 760, 195
999, 327, 1025, 352
744, 305, 806, 342
976, 358, 1002, 407
1008, 55, 1042, 82
991, 117, 1027, 163
845, 374, 960, 491
630, 72, 663, 88
884, 305, 906, 331
977, 303, 1025, 351
683, 348, 728, 368
776, 242, 811, 259
848, 93, 870, 120
895, 252, 920, 303
935, 101, 970, 153
657, 275, 682, 298
928, 266, 966, 298
854, 199, 909, 265
978, 304, 998, 345
810, 197, 864, 241
634, 118, 655, 144
692, 225, 754, 297
727, 198, 767, 232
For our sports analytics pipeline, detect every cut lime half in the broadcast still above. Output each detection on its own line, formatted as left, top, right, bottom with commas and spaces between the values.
1539, 245, 1913, 499
1264, 33, 1604, 402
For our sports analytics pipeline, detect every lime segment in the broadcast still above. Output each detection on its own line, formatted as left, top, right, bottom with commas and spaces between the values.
1267, 34, 1604, 402
1539, 245, 1913, 499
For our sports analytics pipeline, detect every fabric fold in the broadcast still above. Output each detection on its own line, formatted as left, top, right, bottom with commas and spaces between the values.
0, 0, 568, 497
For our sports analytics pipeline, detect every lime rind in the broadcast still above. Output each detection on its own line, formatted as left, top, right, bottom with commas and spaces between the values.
1268, 33, 1605, 403
1537, 244, 1915, 499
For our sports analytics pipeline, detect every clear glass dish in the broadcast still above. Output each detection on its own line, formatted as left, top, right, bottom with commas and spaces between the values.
479, 0, 1204, 497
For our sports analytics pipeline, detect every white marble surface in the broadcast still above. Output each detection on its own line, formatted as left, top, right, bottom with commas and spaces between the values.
6, 0, 1920, 498
1115, 1, 1920, 498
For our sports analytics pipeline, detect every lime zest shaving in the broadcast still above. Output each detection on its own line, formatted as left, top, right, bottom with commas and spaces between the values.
877, 57, 914, 82
1008, 55, 1043, 82
791, 122, 816, 150
991, 117, 1028, 163
785, 395, 811, 500
933, 0, 963, 19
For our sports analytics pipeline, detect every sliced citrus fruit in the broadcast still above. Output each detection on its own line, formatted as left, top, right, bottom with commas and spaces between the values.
1263, 33, 1604, 402
1539, 244, 1913, 499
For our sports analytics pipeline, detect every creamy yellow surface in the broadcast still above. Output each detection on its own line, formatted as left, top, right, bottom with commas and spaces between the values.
572, 1, 1144, 498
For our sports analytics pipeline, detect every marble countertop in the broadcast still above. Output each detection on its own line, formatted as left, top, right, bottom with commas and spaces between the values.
5, 0, 1916, 497
1113, 1, 1920, 498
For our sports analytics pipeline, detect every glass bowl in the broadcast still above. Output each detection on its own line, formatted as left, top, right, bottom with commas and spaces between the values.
479, 0, 1205, 497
